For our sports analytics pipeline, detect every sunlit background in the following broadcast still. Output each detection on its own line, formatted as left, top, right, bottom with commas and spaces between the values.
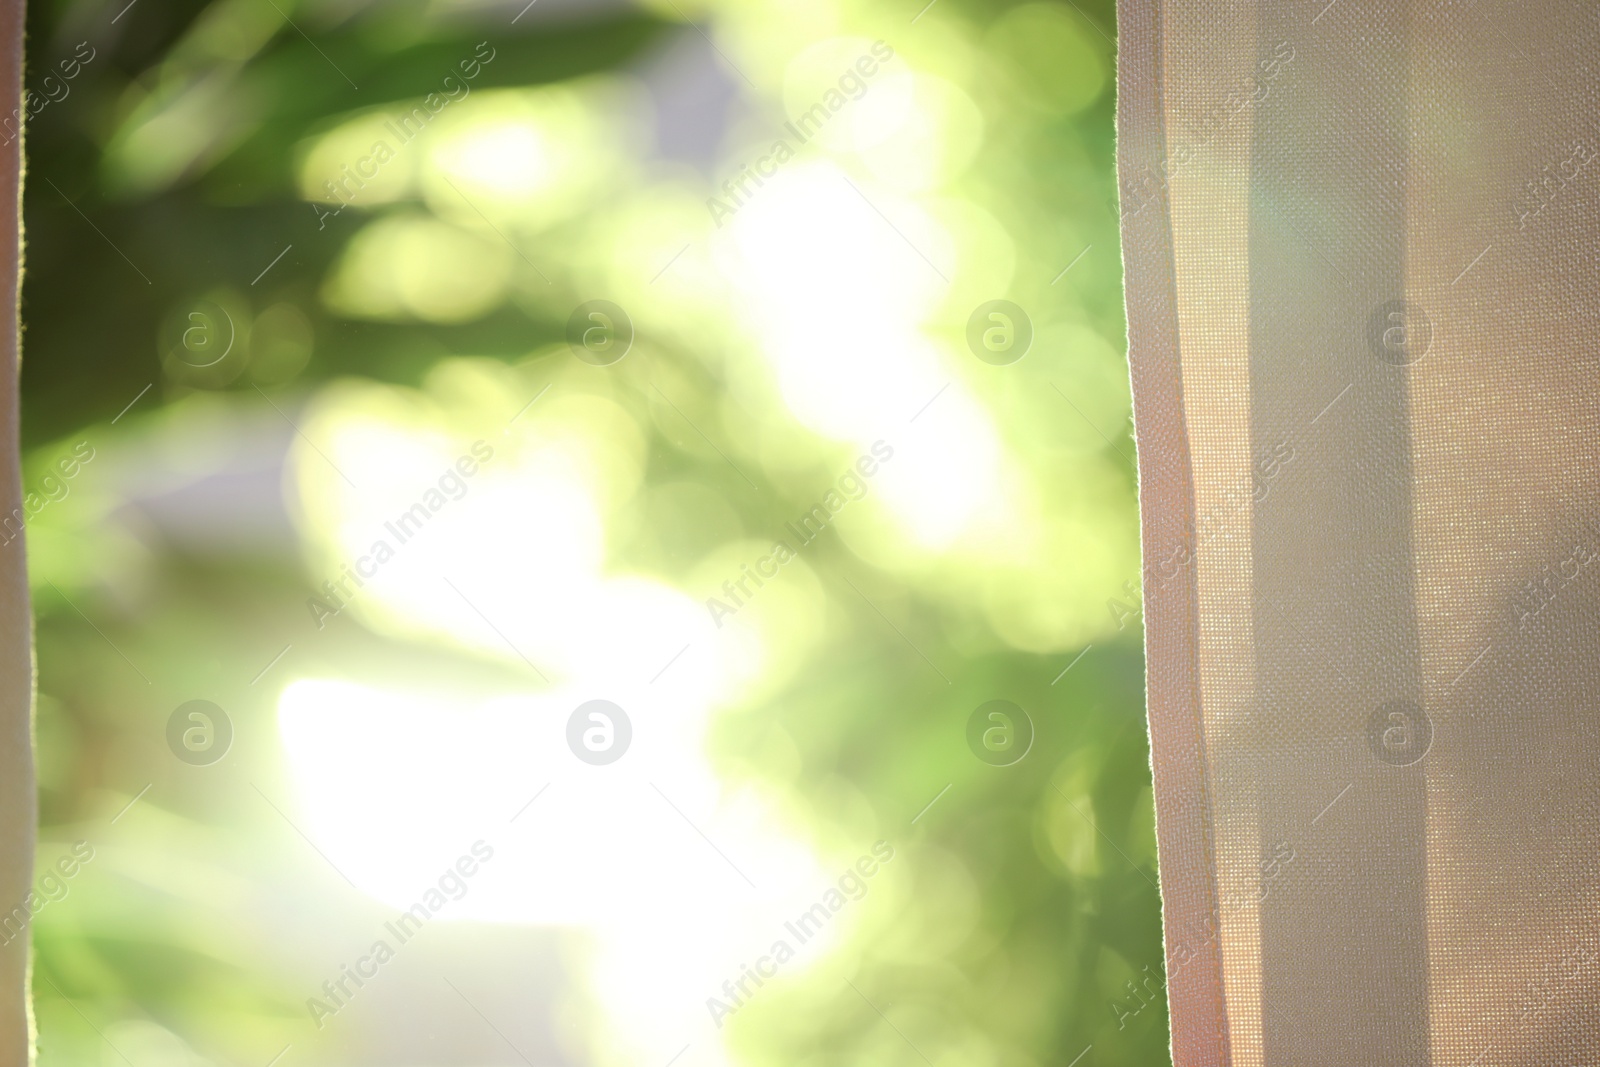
19, 0, 1160, 1064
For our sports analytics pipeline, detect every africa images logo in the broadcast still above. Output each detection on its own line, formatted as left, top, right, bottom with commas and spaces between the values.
311, 42, 498, 230
705, 441, 893, 627
705, 842, 895, 1028
706, 41, 896, 227
306, 441, 495, 629
305, 841, 495, 1028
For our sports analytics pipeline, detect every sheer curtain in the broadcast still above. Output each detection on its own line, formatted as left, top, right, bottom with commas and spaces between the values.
0, 0, 32, 1061
1119, 2, 1600, 1064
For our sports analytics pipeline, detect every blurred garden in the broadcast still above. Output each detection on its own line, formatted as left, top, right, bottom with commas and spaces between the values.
16, 0, 1161, 1064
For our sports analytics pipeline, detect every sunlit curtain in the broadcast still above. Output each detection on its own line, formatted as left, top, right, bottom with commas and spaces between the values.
0, 2, 31, 1062
1119, 2, 1600, 1064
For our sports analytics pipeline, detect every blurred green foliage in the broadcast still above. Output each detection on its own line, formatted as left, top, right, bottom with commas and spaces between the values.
20, 0, 1163, 1065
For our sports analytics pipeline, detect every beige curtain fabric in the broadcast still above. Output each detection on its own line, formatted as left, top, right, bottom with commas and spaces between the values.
1119, 2, 1600, 1065
0, 0, 30, 1061
0, 0, 30, 1060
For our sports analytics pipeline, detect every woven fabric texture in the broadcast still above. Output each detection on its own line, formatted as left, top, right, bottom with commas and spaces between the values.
1118, 2, 1600, 1065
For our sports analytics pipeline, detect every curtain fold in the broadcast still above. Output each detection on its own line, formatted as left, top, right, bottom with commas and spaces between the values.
1119, 2, 1600, 1065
